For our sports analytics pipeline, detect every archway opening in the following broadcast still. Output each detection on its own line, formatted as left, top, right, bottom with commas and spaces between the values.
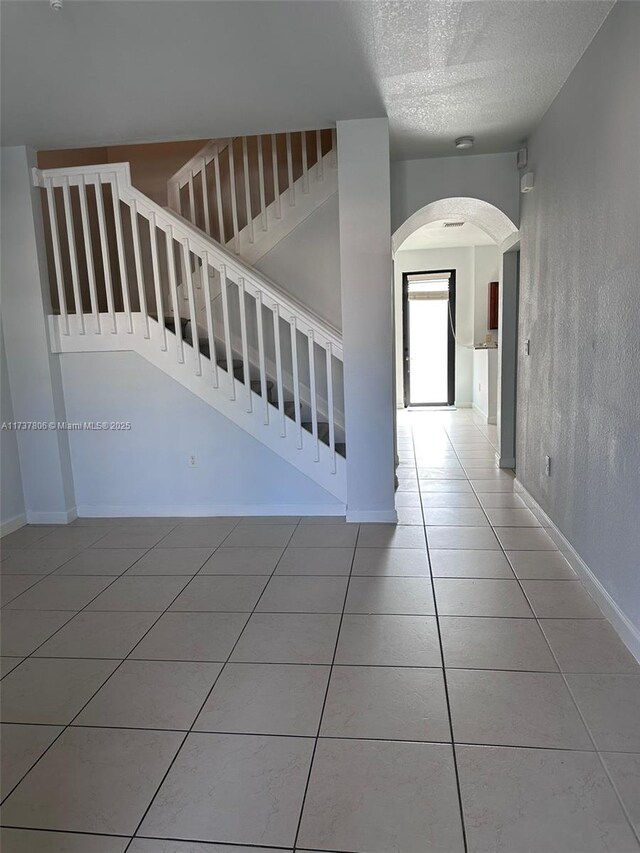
392, 197, 519, 467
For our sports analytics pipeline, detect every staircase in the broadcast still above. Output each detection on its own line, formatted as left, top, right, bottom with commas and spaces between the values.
33, 152, 346, 501
167, 129, 337, 265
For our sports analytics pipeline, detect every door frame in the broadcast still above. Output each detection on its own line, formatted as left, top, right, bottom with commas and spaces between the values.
402, 268, 456, 407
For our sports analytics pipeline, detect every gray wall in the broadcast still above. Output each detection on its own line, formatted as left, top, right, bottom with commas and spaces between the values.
255, 193, 342, 330
0, 325, 26, 528
518, 2, 640, 629
338, 118, 396, 522
391, 152, 519, 236
61, 351, 342, 516
1, 146, 76, 523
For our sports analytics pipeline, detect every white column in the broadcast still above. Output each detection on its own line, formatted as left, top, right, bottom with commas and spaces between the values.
0, 146, 76, 522
337, 119, 397, 522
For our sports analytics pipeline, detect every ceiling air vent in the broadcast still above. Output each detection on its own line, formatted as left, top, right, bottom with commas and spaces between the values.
443, 221, 465, 228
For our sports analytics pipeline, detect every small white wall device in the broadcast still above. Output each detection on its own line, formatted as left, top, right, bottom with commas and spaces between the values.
520, 172, 535, 193
517, 147, 528, 169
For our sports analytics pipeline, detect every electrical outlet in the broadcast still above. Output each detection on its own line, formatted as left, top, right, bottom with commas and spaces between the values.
544, 455, 551, 476
188, 454, 197, 468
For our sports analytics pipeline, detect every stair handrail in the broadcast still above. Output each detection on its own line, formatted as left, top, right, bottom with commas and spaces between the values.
165, 128, 337, 257
167, 138, 233, 208
32, 162, 343, 356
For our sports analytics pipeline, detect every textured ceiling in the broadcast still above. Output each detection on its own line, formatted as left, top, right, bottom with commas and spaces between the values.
0, 0, 613, 159
355, 0, 614, 158
399, 221, 496, 251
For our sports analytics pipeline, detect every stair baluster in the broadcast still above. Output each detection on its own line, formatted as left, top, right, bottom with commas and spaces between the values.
61, 176, 85, 334
290, 317, 303, 449
77, 174, 101, 334
238, 276, 252, 412
149, 213, 167, 352
93, 175, 117, 334
202, 252, 218, 389
110, 172, 133, 334
33, 161, 346, 500
255, 291, 269, 425
130, 199, 150, 339
44, 176, 69, 336
166, 226, 184, 363
272, 303, 286, 438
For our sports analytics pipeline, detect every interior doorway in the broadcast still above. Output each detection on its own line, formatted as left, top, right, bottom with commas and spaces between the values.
393, 197, 520, 468
402, 269, 456, 407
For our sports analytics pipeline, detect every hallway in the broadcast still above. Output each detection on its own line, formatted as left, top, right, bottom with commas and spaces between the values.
0, 410, 639, 852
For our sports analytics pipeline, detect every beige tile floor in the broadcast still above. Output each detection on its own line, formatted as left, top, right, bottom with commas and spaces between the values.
1, 408, 639, 852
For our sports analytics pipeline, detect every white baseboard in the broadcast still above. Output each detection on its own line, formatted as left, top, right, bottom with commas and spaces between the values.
346, 509, 398, 523
75, 503, 346, 518
514, 478, 640, 664
472, 402, 496, 424
26, 507, 78, 525
455, 401, 472, 409
1, 513, 27, 537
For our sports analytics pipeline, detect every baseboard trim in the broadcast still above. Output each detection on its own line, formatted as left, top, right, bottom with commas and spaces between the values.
514, 478, 640, 664
346, 509, 398, 523
455, 402, 472, 409
1, 513, 27, 537
472, 402, 496, 424
75, 503, 346, 518
26, 508, 78, 525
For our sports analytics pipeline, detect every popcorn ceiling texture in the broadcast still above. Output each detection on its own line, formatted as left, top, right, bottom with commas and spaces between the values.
517, 3, 640, 630
356, 0, 614, 157
0, 1, 613, 158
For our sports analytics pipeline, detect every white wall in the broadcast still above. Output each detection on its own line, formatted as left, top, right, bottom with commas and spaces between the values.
473, 245, 501, 344
0, 325, 26, 531
473, 348, 498, 424
395, 245, 495, 408
1, 146, 76, 524
60, 351, 342, 516
518, 3, 640, 636
337, 118, 396, 522
255, 193, 342, 331
391, 152, 519, 236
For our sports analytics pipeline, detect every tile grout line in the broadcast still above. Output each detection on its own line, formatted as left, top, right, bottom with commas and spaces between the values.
411, 418, 470, 853
444, 420, 640, 850
0, 519, 241, 807
291, 524, 361, 853
3, 455, 638, 848
0, 538, 178, 807
122, 518, 304, 852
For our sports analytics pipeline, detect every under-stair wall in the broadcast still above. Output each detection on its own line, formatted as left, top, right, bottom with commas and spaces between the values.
60, 350, 344, 517
33, 160, 347, 502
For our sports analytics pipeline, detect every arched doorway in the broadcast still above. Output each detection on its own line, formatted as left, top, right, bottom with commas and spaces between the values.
392, 197, 520, 468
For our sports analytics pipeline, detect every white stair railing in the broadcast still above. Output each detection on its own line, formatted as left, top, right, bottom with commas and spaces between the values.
33, 162, 346, 484
167, 128, 337, 262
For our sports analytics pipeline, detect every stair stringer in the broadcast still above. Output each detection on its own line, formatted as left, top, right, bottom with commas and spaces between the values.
48, 312, 347, 503
168, 209, 345, 437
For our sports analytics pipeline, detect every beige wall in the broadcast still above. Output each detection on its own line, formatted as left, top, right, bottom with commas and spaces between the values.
38, 139, 210, 207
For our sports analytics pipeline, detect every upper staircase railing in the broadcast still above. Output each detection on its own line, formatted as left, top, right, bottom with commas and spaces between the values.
33, 162, 345, 478
166, 129, 337, 259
